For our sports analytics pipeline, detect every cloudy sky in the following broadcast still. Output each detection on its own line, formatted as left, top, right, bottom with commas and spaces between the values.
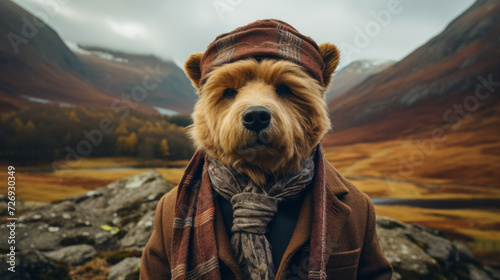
13, 0, 473, 69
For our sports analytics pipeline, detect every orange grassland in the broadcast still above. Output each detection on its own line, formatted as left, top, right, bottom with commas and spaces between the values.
323, 126, 500, 266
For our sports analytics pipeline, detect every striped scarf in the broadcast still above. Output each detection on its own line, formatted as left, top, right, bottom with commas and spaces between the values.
171, 145, 328, 280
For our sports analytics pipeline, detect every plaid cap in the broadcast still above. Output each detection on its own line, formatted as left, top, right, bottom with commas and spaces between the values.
199, 19, 325, 87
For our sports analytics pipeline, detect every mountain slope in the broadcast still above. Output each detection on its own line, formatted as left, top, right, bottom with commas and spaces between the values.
325, 60, 393, 102
0, 0, 140, 112
0, 1, 196, 114
325, 0, 500, 144
74, 46, 197, 115
322, 0, 500, 187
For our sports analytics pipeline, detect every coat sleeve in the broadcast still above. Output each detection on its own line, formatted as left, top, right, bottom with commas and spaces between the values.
357, 197, 393, 280
140, 194, 172, 279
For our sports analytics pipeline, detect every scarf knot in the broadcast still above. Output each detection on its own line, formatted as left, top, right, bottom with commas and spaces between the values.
231, 193, 279, 234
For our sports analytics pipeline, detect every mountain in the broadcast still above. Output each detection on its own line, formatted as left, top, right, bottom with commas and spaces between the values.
325, 60, 393, 102
71, 45, 197, 115
0, 1, 196, 114
325, 0, 500, 143
322, 0, 500, 187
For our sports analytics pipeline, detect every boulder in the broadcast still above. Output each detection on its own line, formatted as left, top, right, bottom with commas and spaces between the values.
0, 250, 70, 280
43, 244, 97, 265
108, 257, 141, 280
377, 216, 494, 280
0, 170, 173, 253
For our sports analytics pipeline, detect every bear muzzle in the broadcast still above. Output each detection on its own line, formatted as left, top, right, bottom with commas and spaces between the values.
242, 106, 271, 132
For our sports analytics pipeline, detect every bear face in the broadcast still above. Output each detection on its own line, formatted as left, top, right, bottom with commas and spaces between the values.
185, 43, 339, 185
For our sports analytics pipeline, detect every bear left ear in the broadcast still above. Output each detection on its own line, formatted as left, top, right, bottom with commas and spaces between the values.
318, 42, 340, 89
184, 52, 204, 91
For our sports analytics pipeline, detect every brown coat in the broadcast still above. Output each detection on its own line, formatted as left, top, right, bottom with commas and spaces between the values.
140, 161, 393, 280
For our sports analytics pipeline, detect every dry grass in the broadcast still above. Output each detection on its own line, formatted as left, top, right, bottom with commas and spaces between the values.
324, 136, 500, 195
347, 176, 500, 199
324, 135, 500, 265
375, 205, 500, 240
0, 167, 185, 202
69, 257, 110, 280
7, 157, 189, 170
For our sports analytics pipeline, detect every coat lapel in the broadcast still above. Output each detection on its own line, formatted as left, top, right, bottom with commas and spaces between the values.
274, 190, 313, 279
324, 162, 351, 254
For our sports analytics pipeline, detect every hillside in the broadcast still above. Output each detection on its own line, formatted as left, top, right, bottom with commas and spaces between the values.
0, 0, 121, 112
72, 46, 197, 115
325, 60, 393, 102
322, 0, 500, 188
0, 1, 196, 114
325, 0, 499, 142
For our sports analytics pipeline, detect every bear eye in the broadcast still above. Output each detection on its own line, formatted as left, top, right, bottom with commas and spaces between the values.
223, 88, 237, 99
275, 84, 293, 96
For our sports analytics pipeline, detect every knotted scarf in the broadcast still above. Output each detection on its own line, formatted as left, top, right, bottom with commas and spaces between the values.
207, 155, 315, 279
171, 145, 328, 280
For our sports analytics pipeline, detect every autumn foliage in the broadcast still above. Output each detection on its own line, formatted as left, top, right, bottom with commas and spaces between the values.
0, 104, 195, 164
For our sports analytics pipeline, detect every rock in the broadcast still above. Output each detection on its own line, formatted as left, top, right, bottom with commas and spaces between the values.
108, 257, 141, 280
0, 250, 70, 280
376, 216, 493, 280
44, 244, 97, 265
0, 194, 47, 217
0, 170, 173, 253
119, 210, 155, 250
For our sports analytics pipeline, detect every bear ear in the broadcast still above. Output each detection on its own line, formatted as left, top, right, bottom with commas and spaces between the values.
184, 52, 204, 90
318, 42, 340, 89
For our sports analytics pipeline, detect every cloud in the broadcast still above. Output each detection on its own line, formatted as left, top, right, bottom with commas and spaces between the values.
12, 0, 474, 69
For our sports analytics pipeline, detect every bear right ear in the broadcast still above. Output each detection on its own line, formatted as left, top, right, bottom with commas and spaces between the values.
184, 52, 204, 90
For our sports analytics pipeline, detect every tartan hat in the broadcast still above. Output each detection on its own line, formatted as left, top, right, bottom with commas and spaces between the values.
199, 19, 325, 87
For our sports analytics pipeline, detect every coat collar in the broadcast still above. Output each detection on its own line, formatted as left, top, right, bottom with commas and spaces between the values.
214, 147, 352, 279
323, 162, 352, 254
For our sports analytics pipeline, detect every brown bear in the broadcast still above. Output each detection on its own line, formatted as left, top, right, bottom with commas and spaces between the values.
140, 19, 392, 280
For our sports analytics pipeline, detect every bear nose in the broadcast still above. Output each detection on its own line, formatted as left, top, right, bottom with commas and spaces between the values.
243, 106, 271, 132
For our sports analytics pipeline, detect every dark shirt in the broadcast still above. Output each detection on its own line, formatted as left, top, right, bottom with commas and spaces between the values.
217, 194, 305, 268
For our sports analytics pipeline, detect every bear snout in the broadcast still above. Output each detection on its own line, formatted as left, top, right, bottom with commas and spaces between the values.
242, 106, 271, 132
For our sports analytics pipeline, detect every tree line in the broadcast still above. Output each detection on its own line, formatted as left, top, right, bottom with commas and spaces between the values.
0, 104, 195, 164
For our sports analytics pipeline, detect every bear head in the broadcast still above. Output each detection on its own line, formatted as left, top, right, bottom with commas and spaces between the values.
184, 19, 339, 185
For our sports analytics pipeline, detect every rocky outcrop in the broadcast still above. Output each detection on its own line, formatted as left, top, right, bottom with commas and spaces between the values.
44, 244, 97, 266
0, 250, 71, 280
0, 170, 171, 280
107, 257, 141, 280
0, 170, 497, 279
377, 216, 495, 280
